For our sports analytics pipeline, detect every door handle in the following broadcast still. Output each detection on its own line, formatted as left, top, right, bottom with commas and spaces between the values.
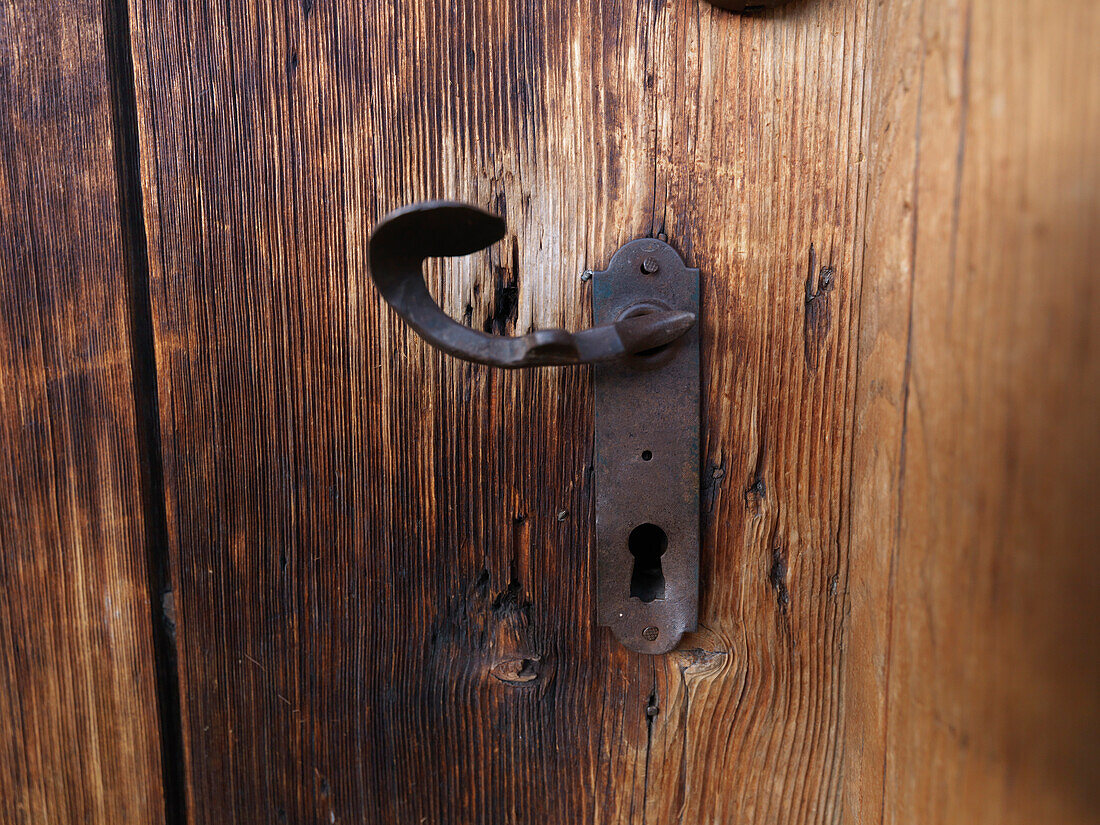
368, 200, 700, 655
367, 201, 695, 368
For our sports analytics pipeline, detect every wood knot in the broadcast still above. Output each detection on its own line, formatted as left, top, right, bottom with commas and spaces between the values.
490, 656, 541, 686
674, 647, 730, 677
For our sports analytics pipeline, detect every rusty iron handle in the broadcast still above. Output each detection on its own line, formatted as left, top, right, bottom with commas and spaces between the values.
368, 201, 696, 369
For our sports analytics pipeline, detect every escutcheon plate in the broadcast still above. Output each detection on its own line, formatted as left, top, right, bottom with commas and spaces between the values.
592, 239, 700, 655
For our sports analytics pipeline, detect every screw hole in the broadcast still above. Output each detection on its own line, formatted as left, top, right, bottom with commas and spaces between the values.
641, 450, 653, 461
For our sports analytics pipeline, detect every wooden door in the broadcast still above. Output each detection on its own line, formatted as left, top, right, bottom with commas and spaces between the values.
2, 0, 1098, 822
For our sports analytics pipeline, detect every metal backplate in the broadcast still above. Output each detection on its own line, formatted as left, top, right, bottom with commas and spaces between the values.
592, 239, 699, 655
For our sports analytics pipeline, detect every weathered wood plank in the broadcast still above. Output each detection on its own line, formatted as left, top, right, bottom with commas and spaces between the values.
0, 0, 167, 821
850, 1, 1100, 822
128, 0, 663, 820
127, 0, 1100, 821
641, 1, 872, 822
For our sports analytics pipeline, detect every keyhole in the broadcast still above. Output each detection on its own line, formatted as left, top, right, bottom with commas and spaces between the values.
629, 523, 668, 603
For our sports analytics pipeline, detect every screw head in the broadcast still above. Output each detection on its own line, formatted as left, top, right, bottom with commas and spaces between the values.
641, 256, 660, 274
642, 625, 659, 641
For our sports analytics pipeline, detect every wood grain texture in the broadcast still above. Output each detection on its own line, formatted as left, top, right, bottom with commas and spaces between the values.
848, 1, 1100, 822
129, 0, 661, 820
0, 0, 167, 821
125, 0, 1100, 822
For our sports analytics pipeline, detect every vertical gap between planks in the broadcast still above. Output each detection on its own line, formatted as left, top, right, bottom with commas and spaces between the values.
100, 0, 188, 821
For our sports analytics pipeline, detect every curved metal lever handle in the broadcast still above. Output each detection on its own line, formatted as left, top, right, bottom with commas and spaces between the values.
368, 201, 696, 368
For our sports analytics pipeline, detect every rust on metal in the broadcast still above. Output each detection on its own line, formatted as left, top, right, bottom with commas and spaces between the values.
368, 200, 700, 655
593, 239, 700, 655
367, 201, 695, 368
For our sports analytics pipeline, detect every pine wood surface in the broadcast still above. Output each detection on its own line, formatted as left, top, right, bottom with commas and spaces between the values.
2, 0, 1097, 821
127, 0, 1100, 821
849, 2, 1100, 822
0, 0, 166, 821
